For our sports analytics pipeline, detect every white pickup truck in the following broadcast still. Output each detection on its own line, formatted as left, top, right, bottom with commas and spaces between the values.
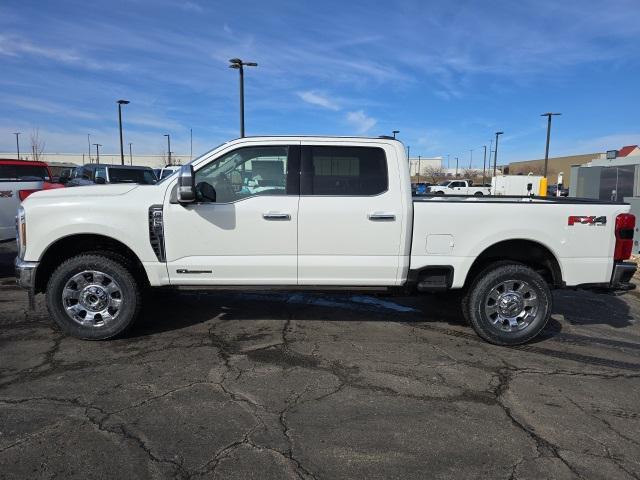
428, 179, 491, 196
15, 136, 637, 345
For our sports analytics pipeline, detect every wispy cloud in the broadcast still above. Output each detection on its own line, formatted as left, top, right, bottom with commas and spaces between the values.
346, 110, 377, 134
297, 90, 340, 110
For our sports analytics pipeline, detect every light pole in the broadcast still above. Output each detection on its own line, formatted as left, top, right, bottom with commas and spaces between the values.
93, 143, 102, 162
164, 134, 171, 165
229, 58, 258, 138
469, 149, 473, 170
128, 142, 133, 165
117, 99, 130, 165
13, 132, 21, 159
87, 134, 92, 163
541, 112, 561, 178
482, 145, 487, 185
455, 157, 459, 176
493, 132, 503, 178
392, 130, 399, 139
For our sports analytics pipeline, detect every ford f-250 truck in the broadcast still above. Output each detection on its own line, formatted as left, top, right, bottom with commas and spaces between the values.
14, 136, 637, 345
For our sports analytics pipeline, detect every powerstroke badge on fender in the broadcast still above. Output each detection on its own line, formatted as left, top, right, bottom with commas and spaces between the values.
568, 215, 607, 226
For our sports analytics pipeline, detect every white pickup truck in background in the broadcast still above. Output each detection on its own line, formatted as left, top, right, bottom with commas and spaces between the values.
428, 179, 491, 196
15, 136, 637, 345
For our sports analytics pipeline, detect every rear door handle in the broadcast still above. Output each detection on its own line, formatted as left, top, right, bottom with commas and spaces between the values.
262, 212, 291, 221
368, 212, 396, 221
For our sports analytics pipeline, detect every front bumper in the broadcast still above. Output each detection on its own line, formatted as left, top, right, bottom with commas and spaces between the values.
15, 257, 38, 290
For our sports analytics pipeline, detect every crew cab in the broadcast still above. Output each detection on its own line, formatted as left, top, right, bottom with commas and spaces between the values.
0, 159, 63, 241
428, 179, 491, 196
14, 137, 636, 345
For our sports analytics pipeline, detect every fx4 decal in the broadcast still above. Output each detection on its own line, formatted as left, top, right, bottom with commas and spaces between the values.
568, 215, 606, 226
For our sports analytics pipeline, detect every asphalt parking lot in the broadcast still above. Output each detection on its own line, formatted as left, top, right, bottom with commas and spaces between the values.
1, 242, 639, 479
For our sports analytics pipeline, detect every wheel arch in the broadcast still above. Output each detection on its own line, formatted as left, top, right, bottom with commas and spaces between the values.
464, 238, 563, 289
35, 233, 149, 294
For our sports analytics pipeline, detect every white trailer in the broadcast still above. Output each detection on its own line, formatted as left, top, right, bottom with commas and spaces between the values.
492, 175, 543, 196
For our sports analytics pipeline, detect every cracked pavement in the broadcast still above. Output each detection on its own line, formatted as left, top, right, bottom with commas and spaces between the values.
1, 242, 640, 479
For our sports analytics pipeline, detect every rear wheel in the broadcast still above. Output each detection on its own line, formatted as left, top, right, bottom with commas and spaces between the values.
474, 191, 484, 196
46, 254, 141, 340
465, 263, 551, 345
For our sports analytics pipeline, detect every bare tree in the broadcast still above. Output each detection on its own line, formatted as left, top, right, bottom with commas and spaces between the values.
30, 129, 45, 161
462, 168, 482, 181
424, 165, 446, 183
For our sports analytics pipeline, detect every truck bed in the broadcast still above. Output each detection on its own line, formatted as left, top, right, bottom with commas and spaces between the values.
413, 194, 626, 205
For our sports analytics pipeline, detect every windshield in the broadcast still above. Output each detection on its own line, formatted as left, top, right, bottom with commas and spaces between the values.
154, 142, 227, 184
160, 168, 178, 179
108, 168, 156, 185
438, 181, 450, 186
0, 164, 49, 182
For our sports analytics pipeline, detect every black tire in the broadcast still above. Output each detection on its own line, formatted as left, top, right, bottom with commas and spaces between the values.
435, 191, 445, 195
474, 191, 484, 196
46, 254, 141, 340
465, 263, 551, 345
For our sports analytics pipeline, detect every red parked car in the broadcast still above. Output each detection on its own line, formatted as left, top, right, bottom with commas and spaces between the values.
0, 159, 64, 241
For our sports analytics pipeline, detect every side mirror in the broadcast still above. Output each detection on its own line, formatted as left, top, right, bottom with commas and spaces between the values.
177, 164, 196, 203
95, 177, 106, 185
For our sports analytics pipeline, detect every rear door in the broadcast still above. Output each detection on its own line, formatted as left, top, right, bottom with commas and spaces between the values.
297, 142, 404, 285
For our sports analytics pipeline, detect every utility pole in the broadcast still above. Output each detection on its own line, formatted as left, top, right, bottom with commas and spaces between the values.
93, 143, 102, 162
455, 157, 459, 176
482, 145, 487, 185
190, 128, 193, 160
13, 132, 21, 160
117, 99, 130, 165
87, 134, 92, 163
417, 155, 422, 182
229, 58, 258, 138
128, 143, 133, 165
493, 131, 504, 179
469, 149, 473, 169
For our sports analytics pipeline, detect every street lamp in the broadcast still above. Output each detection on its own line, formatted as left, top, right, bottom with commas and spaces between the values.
164, 134, 171, 165
93, 143, 102, 162
541, 112, 561, 178
469, 149, 473, 170
493, 131, 504, 179
13, 132, 21, 160
117, 99, 130, 165
128, 142, 133, 165
229, 58, 258, 138
392, 130, 400, 139
87, 134, 92, 163
482, 145, 487, 185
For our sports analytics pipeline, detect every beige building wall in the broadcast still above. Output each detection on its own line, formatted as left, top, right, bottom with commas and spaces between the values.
507, 152, 602, 184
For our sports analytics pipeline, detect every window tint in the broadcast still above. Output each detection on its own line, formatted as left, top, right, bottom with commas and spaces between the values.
194, 146, 291, 203
0, 165, 49, 182
303, 146, 387, 196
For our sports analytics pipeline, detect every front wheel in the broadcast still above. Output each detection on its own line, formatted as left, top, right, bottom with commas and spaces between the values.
465, 263, 551, 345
46, 254, 141, 340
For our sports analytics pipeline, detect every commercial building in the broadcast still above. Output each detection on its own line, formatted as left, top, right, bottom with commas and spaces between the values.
506, 152, 602, 185
408, 156, 442, 179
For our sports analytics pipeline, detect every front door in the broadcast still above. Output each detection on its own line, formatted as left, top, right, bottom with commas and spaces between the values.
163, 143, 300, 285
297, 142, 404, 285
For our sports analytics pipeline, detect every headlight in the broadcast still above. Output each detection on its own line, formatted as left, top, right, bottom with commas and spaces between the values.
16, 206, 26, 259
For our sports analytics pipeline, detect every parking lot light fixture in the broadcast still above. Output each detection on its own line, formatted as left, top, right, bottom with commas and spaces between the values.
129, 142, 133, 165
392, 130, 399, 139
541, 113, 561, 178
229, 58, 258, 138
117, 100, 130, 165
13, 132, 21, 159
93, 143, 102, 162
482, 145, 487, 185
164, 134, 171, 165
493, 131, 504, 178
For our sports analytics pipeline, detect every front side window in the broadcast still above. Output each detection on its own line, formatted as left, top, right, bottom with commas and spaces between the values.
302, 146, 388, 196
194, 146, 290, 203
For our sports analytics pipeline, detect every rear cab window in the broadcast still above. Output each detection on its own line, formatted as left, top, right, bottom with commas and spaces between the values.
108, 168, 156, 185
0, 164, 50, 182
301, 146, 388, 196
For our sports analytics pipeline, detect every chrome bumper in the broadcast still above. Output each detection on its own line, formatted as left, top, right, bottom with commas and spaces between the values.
15, 257, 38, 290
610, 262, 637, 291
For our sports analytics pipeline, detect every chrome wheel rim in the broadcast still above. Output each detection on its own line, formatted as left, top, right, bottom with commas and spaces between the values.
484, 280, 538, 332
61, 270, 123, 327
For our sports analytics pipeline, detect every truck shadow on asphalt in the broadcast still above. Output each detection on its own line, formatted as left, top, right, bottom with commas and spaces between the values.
132, 288, 635, 343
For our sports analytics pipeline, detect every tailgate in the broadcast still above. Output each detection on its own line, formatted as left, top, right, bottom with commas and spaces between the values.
0, 180, 43, 241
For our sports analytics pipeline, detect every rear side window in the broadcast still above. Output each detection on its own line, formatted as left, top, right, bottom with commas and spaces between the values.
108, 168, 156, 184
0, 165, 49, 182
302, 146, 388, 196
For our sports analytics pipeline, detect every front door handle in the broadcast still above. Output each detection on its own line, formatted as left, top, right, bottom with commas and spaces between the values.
262, 212, 291, 221
368, 212, 396, 221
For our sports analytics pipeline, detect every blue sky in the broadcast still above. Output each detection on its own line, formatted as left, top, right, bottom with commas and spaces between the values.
1, 0, 640, 167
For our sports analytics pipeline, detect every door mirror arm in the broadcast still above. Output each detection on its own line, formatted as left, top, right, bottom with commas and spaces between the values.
177, 164, 196, 204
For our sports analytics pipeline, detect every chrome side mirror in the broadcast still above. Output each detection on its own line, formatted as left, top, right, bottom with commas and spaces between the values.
177, 165, 196, 203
